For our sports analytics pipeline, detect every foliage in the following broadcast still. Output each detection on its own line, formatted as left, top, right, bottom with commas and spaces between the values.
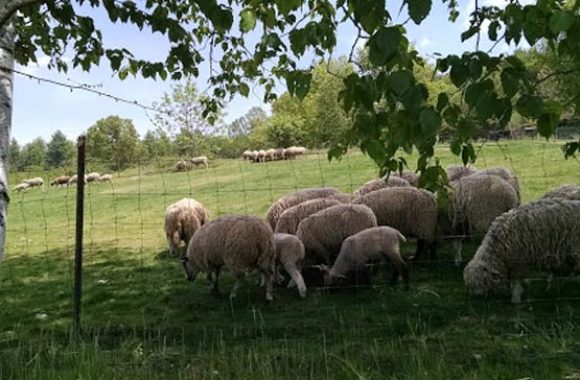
141, 129, 173, 162
19, 137, 46, 171
45, 130, 74, 169
8, 138, 20, 172
227, 107, 267, 138
87, 116, 140, 170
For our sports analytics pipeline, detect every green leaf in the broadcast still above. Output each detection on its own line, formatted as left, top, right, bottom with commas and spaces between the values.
468, 59, 482, 80
516, 95, 543, 118
368, 27, 402, 67
500, 68, 519, 97
388, 70, 413, 95
406, 0, 432, 24
475, 92, 493, 120
436, 93, 449, 112
286, 70, 312, 100
450, 61, 468, 87
488, 21, 500, 41
461, 143, 476, 165
239, 83, 250, 97
537, 112, 558, 138
361, 139, 385, 164
239, 8, 256, 33
275, 0, 302, 16
550, 10, 574, 33
450, 139, 461, 155
461, 27, 478, 42
419, 107, 441, 137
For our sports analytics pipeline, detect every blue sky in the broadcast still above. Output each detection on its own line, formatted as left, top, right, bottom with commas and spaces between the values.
12, 0, 522, 144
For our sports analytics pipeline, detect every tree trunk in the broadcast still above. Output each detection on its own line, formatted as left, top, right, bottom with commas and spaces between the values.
0, 19, 15, 263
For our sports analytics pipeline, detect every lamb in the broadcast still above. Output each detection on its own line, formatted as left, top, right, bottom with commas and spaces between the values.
463, 198, 580, 304
322, 227, 408, 288
50, 175, 70, 187
275, 198, 344, 234
85, 172, 101, 183
353, 176, 410, 197
165, 198, 208, 257
68, 174, 86, 185
12, 182, 29, 192
353, 187, 437, 261
541, 184, 580, 201
190, 156, 209, 168
478, 167, 521, 204
446, 165, 477, 181
295, 203, 378, 265
265, 187, 343, 230
274, 233, 307, 298
446, 174, 518, 265
182, 215, 276, 301
98, 174, 113, 183
23, 177, 44, 189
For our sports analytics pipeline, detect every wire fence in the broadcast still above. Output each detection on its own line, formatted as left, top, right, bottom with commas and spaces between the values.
1, 138, 580, 344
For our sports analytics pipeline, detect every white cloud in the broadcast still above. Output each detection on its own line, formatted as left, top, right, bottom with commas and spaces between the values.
419, 37, 431, 49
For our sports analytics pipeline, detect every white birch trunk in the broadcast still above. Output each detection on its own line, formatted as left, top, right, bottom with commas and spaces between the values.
0, 19, 15, 262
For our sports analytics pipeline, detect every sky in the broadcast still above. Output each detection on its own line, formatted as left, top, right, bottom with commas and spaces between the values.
12, 0, 526, 145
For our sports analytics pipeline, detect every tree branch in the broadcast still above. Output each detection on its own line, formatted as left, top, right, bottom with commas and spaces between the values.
0, 0, 47, 29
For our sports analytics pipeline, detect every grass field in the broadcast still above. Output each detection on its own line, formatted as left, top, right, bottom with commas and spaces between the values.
1, 140, 580, 379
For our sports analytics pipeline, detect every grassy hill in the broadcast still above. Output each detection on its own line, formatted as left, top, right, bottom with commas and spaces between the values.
1, 140, 579, 379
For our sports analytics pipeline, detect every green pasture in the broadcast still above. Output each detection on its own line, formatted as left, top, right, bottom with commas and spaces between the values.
1, 140, 579, 379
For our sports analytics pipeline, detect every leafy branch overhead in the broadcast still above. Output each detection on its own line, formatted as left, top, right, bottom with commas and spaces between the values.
10, 0, 580, 186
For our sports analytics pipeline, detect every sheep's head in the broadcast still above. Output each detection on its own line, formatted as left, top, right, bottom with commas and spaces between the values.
463, 258, 506, 296
182, 257, 198, 282
320, 265, 346, 287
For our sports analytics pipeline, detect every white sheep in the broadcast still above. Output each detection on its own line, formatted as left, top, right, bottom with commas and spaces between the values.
98, 174, 113, 183
190, 156, 209, 168
322, 226, 408, 288
12, 182, 29, 192
85, 172, 101, 183
242, 150, 253, 160
541, 184, 580, 201
274, 233, 307, 298
23, 177, 44, 189
68, 174, 87, 185
165, 198, 208, 257
446, 165, 477, 182
50, 175, 71, 187
275, 198, 344, 235
183, 215, 276, 301
464, 198, 580, 304
353, 176, 410, 197
478, 167, 521, 204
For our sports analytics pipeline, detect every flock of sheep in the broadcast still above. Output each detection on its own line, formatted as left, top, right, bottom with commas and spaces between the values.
176, 156, 209, 171
166, 166, 578, 304
12, 172, 113, 192
241, 146, 307, 163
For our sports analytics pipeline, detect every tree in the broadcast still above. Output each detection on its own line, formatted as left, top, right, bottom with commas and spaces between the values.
19, 137, 46, 170
8, 138, 19, 172
45, 130, 74, 169
142, 129, 173, 161
87, 116, 140, 171
227, 107, 267, 138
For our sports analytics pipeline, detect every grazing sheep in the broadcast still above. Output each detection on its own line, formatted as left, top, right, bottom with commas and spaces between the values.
295, 203, 378, 265
446, 165, 477, 182
251, 150, 260, 163
12, 183, 29, 192
274, 233, 307, 298
541, 184, 580, 201
68, 174, 86, 185
23, 177, 44, 189
284, 146, 298, 159
191, 156, 209, 168
274, 148, 286, 161
183, 215, 276, 301
275, 198, 344, 235
264, 149, 276, 162
85, 172, 101, 183
446, 174, 518, 265
176, 160, 189, 171
294, 146, 307, 156
464, 198, 580, 304
322, 227, 408, 288
258, 150, 266, 163
242, 150, 253, 160
50, 175, 71, 187
98, 174, 113, 183
265, 187, 343, 230
165, 198, 209, 257
353, 187, 438, 261
396, 171, 419, 187
478, 167, 521, 204
353, 176, 411, 197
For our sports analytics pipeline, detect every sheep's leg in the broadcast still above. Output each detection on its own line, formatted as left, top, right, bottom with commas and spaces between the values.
452, 240, 463, 267
510, 280, 524, 304
287, 268, 307, 298
230, 272, 246, 299
208, 268, 221, 294
264, 272, 274, 302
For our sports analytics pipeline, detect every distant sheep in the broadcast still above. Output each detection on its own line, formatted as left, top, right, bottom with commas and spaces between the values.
12, 183, 29, 192
264, 149, 276, 162
542, 184, 580, 201
183, 215, 276, 301
274, 148, 286, 161
464, 198, 580, 304
242, 150, 253, 160
86, 172, 101, 183
353, 176, 410, 197
176, 160, 189, 172
275, 198, 344, 235
165, 198, 208, 257
258, 150, 266, 163
23, 177, 44, 189
191, 156, 209, 168
323, 226, 408, 288
68, 175, 86, 185
50, 175, 70, 187
274, 233, 307, 298
295, 203, 378, 265
265, 187, 343, 230
446, 165, 477, 182
98, 174, 113, 183
353, 187, 438, 260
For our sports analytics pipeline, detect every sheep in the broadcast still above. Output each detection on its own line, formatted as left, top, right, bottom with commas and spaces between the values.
446, 165, 477, 182
478, 167, 521, 204
251, 150, 260, 163
242, 150, 253, 160
23, 177, 44, 189
396, 171, 419, 187
274, 148, 286, 161
50, 175, 70, 187
191, 156, 209, 168
258, 150, 267, 163
322, 226, 408, 288
353, 187, 438, 261
68, 174, 87, 185
12, 182, 29, 192
264, 149, 276, 162
446, 174, 518, 265
295, 203, 378, 265
274, 233, 307, 298
265, 187, 343, 230
463, 198, 580, 304
182, 215, 276, 301
275, 198, 344, 235
176, 160, 189, 171
284, 146, 298, 159
86, 172, 101, 183
98, 174, 113, 183
165, 198, 208, 257
541, 184, 580, 201
294, 146, 307, 156
353, 176, 411, 197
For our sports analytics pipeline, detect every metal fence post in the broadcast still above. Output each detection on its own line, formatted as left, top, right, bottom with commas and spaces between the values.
73, 134, 86, 336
